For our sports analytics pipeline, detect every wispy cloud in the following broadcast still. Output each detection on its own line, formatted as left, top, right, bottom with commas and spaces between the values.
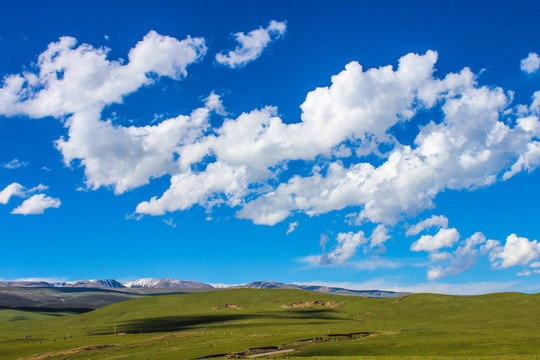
406, 215, 448, 236
163, 218, 177, 228
2, 158, 28, 169
286, 221, 298, 234
216, 20, 286, 68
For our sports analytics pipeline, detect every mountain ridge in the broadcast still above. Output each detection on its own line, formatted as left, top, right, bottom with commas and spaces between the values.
0, 278, 407, 298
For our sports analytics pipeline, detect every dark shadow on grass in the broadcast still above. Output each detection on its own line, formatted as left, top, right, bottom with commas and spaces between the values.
91, 309, 343, 335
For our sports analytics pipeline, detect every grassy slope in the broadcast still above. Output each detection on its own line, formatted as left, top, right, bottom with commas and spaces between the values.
0, 289, 538, 359
0, 309, 78, 323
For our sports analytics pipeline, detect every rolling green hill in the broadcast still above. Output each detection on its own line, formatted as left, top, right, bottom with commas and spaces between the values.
0, 289, 539, 359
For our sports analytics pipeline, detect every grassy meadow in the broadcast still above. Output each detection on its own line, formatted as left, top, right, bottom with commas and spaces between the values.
0, 289, 539, 359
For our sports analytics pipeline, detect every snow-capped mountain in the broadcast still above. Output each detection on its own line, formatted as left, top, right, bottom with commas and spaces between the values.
61, 279, 126, 288
123, 278, 214, 289
0, 280, 54, 287
0, 278, 406, 297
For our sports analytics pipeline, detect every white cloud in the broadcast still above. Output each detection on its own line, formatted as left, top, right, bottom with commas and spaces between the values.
216, 20, 286, 68
530, 261, 540, 268
502, 141, 540, 180
7, 44, 538, 229
163, 218, 177, 228
286, 221, 299, 234
11, 194, 61, 214
517, 269, 531, 276
406, 215, 448, 236
425, 232, 487, 280
428, 252, 452, 262
489, 233, 540, 269
0, 32, 208, 195
301, 230, 366, 266
319, 234, 329, 251
2, 37, 540, 283
411, 228, 460, 253
0, 183, 25, 204
237, 55, 539, 226
369, 224, 390, 249
135, 162, 248, 215
57, 98, 218, 194
521, 52, 540, 74
0, 31, 206, 118
0, 182, 48, 205
2, 159, 28, 169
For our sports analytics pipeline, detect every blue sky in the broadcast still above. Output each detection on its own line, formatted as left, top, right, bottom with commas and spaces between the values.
1, 1, 540, 294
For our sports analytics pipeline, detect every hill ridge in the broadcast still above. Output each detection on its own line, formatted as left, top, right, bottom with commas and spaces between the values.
0, 278, 407, 298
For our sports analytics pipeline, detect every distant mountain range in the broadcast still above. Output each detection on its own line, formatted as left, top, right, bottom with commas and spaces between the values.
241, 281, 409, 298
0, 278, 408, 298
124, 278, 214, 289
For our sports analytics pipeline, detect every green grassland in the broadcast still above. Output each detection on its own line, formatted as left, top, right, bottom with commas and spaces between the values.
0, 308, 78, 323
0, 289, 539, 359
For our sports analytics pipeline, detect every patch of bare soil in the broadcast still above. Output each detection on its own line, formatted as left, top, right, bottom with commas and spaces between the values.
25, 345, 114, 360
281, 300, 341, 309
212, 304, 244, 310
392, 295, 410, 304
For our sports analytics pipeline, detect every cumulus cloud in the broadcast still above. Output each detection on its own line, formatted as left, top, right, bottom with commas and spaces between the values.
0, 183, 25, 204
521, 52, 540, 74
2, 159, 28, 169
489, 233, 540, 268
405, 228, 540, 280
58, 97, 219, 194
135, 162, 248, 215
11, 194, 61, 215
216, 20, 286, 68
0, 31, 206, 118
237, 53, 540, 226
426, 232, 487, 280
406, 215, 448, 236
0, 31, 208, 195
302, 231, 366, 265
0, 182, 48, 205
411, 228, 460, 253
5, 42, 539, 229
2, 35, 540, 282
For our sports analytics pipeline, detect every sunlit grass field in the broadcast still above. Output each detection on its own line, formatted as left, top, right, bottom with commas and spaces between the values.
0, 289, 539, 359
